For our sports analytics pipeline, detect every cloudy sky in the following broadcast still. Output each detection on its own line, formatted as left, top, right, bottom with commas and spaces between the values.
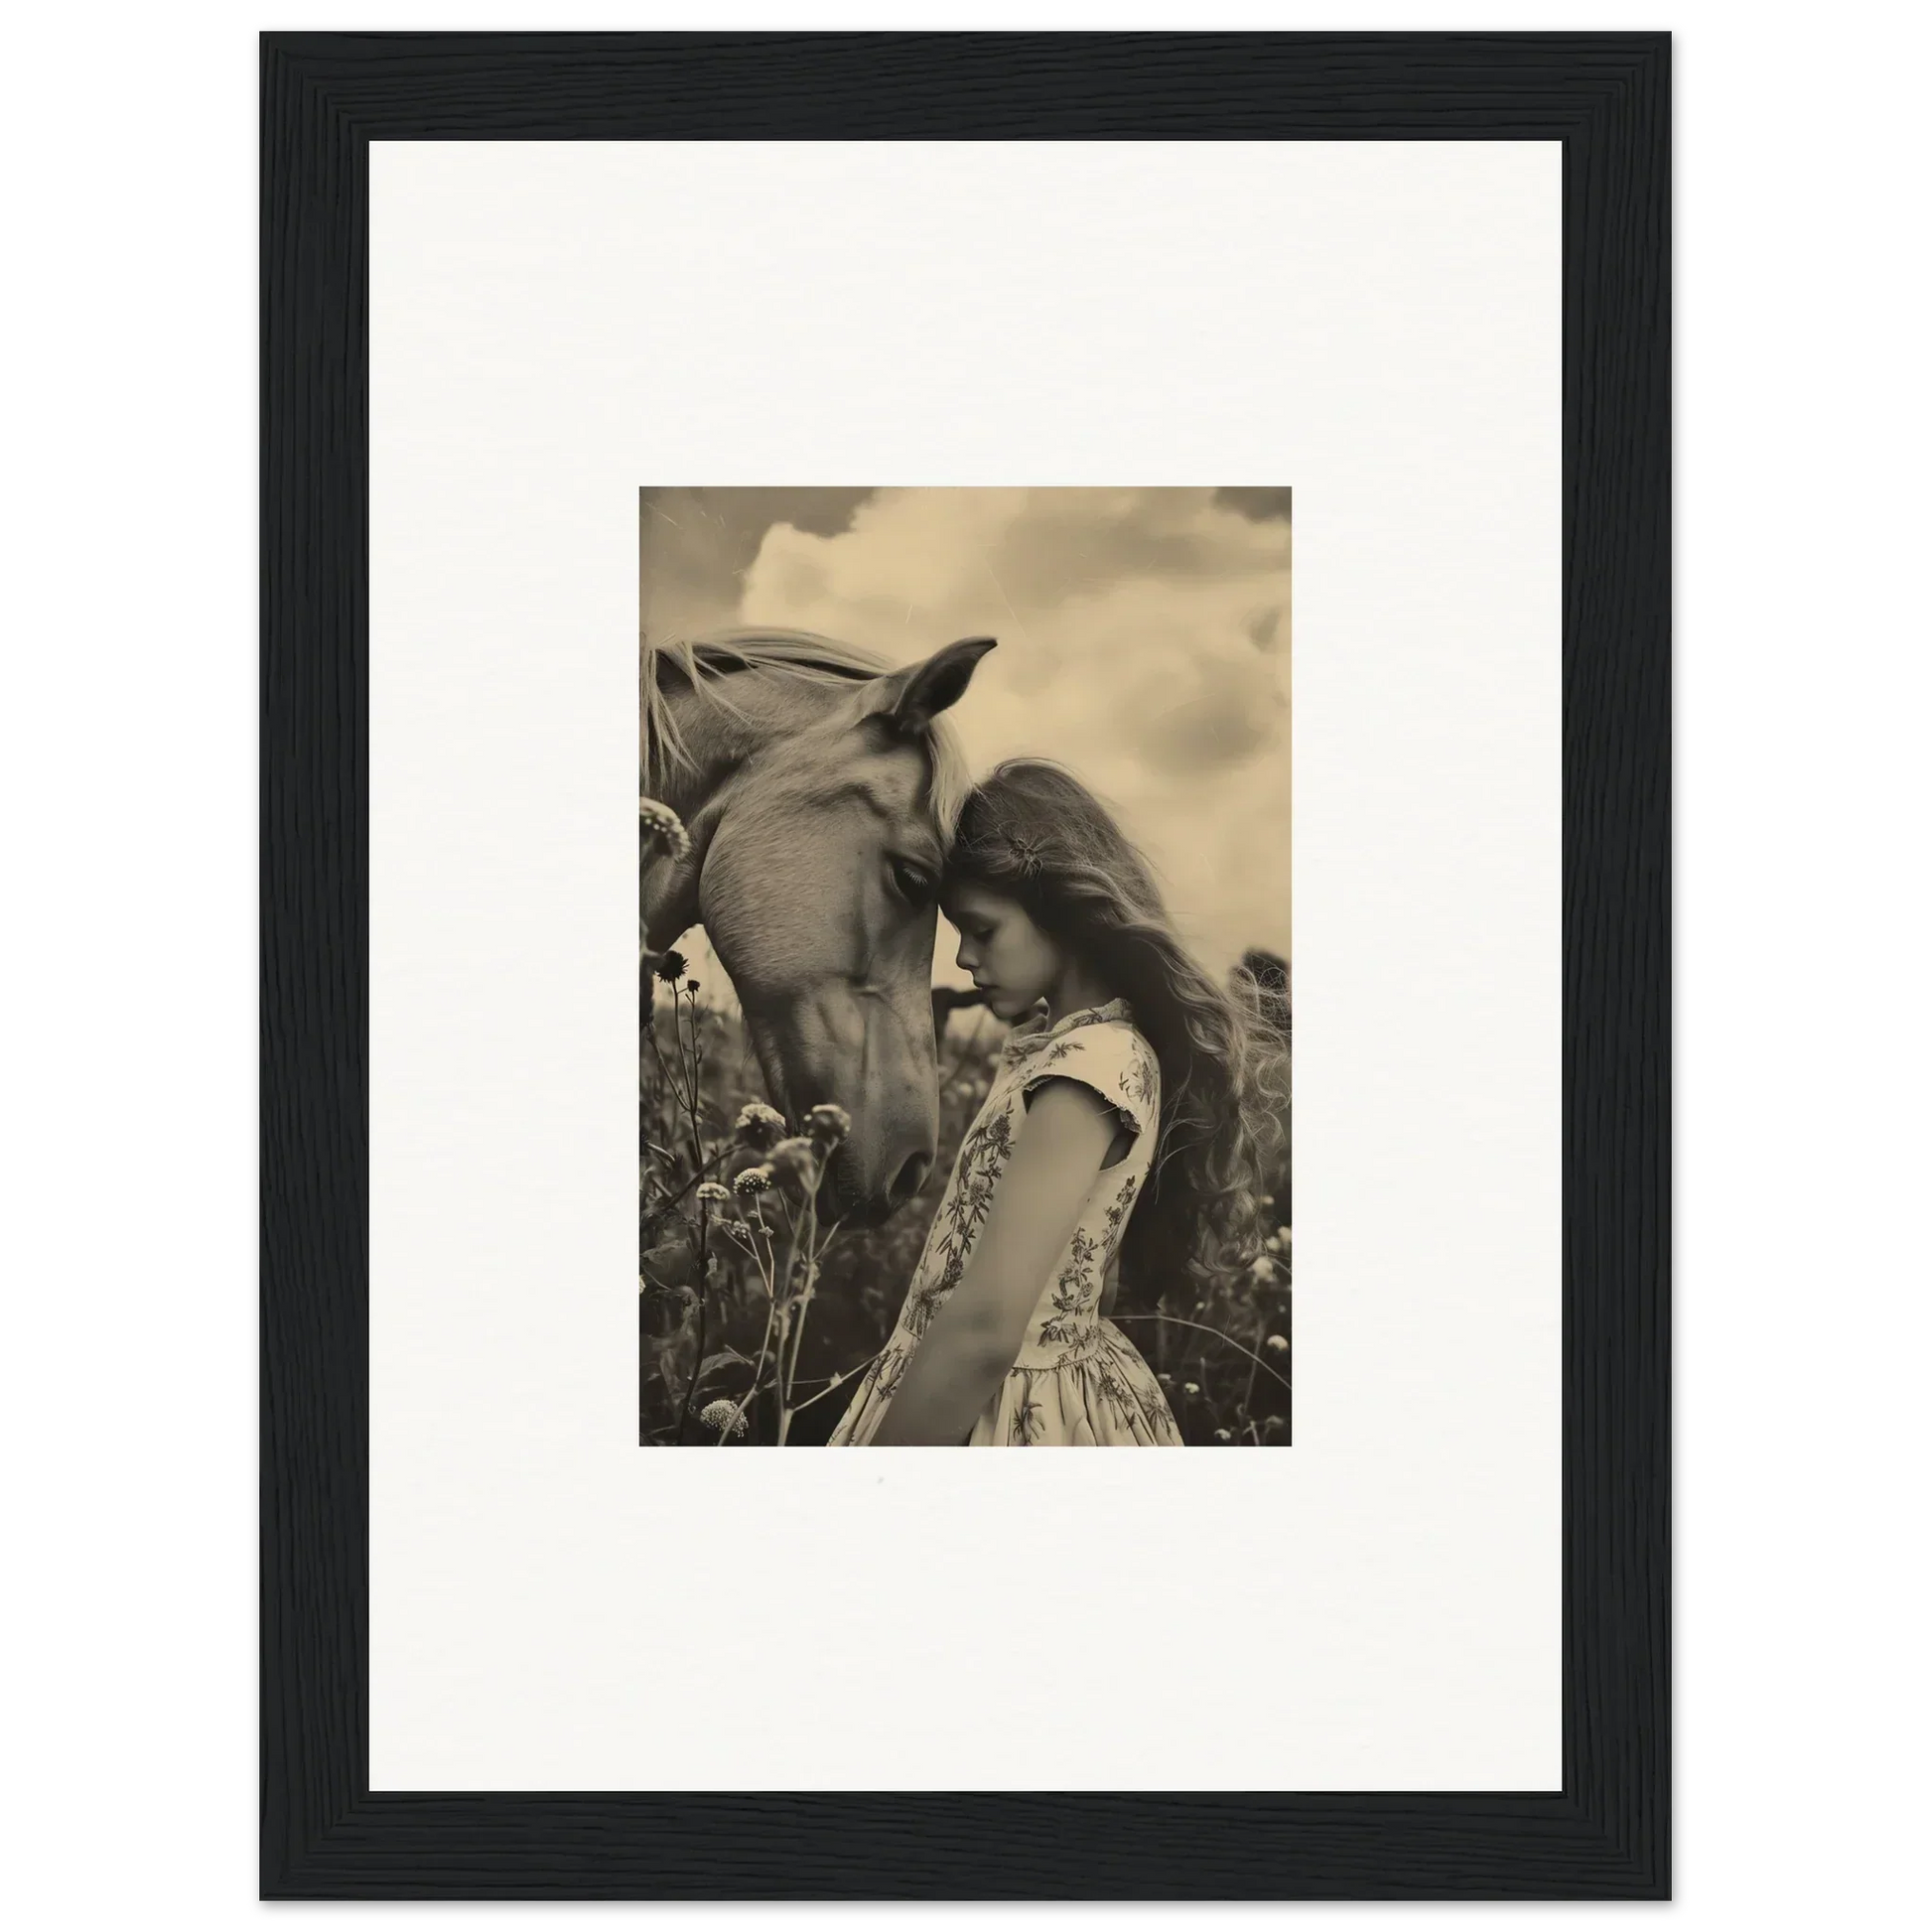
640, 486, 1291, 995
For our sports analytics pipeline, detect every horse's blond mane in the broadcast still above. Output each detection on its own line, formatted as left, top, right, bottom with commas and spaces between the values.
641, 627, 974, 848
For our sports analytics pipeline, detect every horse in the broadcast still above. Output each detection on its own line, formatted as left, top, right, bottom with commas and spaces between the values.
642, 627, 997, 1229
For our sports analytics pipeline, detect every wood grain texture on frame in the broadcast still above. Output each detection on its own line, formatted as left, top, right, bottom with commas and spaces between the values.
261, 30, 1668, 1899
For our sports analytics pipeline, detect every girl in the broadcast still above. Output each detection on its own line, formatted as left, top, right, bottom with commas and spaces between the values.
829, 759, 1289, 1448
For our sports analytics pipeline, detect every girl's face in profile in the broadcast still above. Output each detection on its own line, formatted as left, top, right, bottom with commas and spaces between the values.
943, 882, 1062, 1023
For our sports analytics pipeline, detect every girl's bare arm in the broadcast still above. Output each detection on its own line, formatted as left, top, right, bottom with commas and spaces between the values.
867, 1081, 1116, 1446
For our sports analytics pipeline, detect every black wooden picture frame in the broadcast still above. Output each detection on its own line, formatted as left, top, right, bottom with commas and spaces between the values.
261, 30, 1669, 1900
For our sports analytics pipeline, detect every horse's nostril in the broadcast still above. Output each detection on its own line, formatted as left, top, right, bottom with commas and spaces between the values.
893, 1153, 931, 1202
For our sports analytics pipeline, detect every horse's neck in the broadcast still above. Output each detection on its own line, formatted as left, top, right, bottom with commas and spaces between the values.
641, 670, 825, 949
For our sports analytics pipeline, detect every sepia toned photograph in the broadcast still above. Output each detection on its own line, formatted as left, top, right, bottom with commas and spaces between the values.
639, 487, 1292, 1446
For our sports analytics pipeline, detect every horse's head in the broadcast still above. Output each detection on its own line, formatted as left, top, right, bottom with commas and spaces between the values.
697, 635, 996, 1229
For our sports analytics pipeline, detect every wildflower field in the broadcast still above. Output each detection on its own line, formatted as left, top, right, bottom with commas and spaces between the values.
639, 956, 1293, 1448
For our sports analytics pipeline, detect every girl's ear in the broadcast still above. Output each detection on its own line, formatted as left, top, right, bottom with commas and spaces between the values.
866, 635, 997, 738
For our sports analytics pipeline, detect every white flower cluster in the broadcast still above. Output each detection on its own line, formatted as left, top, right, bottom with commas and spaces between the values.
699, 1399, 748, 1438
733, 1101, 788, 1152
638, 796, 692, 865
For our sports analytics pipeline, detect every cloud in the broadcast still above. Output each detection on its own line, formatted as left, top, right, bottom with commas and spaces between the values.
1212, 486, 1295, 523
1246, 605, 1285, 654
1120, 648, 1284, 777
638, 486, 878, 641
654, 486, 1292, 982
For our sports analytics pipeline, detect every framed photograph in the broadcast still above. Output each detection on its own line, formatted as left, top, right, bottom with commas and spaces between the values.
635, 486, 1295, 1452
263, 30, 1668, 1899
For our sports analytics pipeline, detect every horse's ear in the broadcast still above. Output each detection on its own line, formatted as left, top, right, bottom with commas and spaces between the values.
868, 635, 997, 738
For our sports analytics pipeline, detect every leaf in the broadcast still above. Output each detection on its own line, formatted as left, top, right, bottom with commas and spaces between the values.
653, 1316, 698, 1385
640, 1235, 698, 1290
696, 1348, 755, 1390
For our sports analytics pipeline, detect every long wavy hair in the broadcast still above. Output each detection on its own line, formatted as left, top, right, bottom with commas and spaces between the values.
944, 759, 1291, 1310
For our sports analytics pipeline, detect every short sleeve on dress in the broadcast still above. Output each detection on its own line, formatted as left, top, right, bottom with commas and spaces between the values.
1019, 1025, 1155, 1141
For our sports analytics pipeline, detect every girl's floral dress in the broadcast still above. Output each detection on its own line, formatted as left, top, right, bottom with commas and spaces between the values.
829, 998, 1182, 1447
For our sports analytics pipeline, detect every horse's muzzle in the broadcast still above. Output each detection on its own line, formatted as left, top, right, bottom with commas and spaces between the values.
820, 1146, 929, 1230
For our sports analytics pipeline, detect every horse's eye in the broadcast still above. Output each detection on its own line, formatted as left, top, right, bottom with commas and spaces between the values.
889, 859, 934, 907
